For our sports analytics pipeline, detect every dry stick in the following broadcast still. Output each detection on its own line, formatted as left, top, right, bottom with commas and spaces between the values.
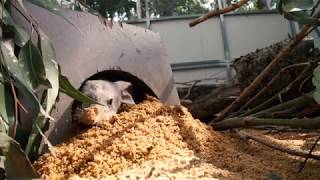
10, 80, 18, 139
212, 93, 313, 129
213, 115, 320, 131
299, 136, 320, 172
182, 80, 200, 100
189, 0, 249, 27
212, 26, 315, 123
234, 62, 310, 116
239, 64, 313, 118
236, 130, 320, 160
251, 93, 313, 118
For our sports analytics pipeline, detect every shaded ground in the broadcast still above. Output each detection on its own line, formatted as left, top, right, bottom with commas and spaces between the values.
35, 98, 320, 179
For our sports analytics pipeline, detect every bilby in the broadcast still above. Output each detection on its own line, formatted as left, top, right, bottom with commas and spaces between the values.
75, 80, 135, 125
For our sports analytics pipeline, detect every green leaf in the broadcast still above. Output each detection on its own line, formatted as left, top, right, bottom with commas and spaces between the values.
37, 31, 59, 113
25, 0, 80, 32
18, 40, 50, 89
283, 11, 320, 25
0, 42, 49, 153
312, 66, 320, 104
281, 0, 313, 12
25, 31, 59, 158
25, 114, 47, 158
313, 90, 320, 104
72, 1, 101, 16
0, 133, 40, 179
1, 7, 29, 47
59, 74, 97, 105
277, 0, 284, 14
26, 0, 60, 9
1, 40, 33, 89
0, 80, 14, 135
0, 41, 53, 114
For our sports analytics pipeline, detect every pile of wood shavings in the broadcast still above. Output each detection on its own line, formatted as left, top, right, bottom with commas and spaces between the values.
34, 97, 320, 179
78, 105, 100, 126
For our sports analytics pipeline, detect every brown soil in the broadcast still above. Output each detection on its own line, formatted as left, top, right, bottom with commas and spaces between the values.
34, 97, 320, 179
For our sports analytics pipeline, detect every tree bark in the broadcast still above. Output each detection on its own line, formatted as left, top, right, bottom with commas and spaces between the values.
187, 86, 240, 121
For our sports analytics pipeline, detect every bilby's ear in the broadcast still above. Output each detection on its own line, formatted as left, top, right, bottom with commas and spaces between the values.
114, 81, 135, 105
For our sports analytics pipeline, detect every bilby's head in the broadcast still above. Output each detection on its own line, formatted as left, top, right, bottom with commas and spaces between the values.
76, 80, 135, 125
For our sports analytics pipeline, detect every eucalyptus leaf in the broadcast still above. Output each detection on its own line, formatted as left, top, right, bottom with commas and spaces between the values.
72, 1, 100, 16
313, 90, 320, 104
284, 11, 320, 25
0, 133, 40, 179
59, 74, 97, 105
1, 6, 29, 47
281, 0, 313, 12
312, 66, 320, 104
25, 31, 60, 158
25, 0, 80, 32
25, 114, 47, 158
1, 40, 52, 132
37, 31, 59, 113
277, 0, 284, 14
18, 40, 50, 89
0, 80, 14, 135
1, 40, 33, 89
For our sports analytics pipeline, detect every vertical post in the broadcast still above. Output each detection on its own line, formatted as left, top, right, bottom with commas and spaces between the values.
145, 0, 151, 29
136, 0, 142, 19
217, 0, 233, 85
289, 21, 300, 37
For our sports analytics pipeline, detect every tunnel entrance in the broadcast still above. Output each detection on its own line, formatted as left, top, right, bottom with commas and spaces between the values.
71, 70, 157, 121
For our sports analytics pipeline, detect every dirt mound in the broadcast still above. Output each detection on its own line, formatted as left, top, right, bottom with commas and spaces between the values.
34, 97, 320, 179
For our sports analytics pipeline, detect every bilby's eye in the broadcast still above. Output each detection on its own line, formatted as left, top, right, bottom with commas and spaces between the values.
107, 99, 113, 106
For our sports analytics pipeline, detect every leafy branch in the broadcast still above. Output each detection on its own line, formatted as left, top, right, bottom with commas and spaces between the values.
0, 0, 97, 178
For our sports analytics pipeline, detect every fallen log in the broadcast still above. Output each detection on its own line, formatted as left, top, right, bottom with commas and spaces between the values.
186, 86, 240, 122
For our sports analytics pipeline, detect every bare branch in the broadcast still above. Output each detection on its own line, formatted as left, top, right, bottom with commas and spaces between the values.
189, 0, 249, 27
236, 130, 320, 161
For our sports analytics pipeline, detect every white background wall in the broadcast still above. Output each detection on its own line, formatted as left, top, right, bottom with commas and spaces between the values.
128, 12, 292, 85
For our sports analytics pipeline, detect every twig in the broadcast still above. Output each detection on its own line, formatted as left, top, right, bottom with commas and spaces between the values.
146, 167, 156, 178
10, 80, 18, 138
236, 130, 320, 160
213, 25, 315, 123
299, 74, 313, 92
298, 136, 320, 172
182, 80, 199, 100
234, 62, 310, 116
239, 64, 314, 117
251, 93, 312, 118
189, 0, 249, 27
175, 69, 226, 86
